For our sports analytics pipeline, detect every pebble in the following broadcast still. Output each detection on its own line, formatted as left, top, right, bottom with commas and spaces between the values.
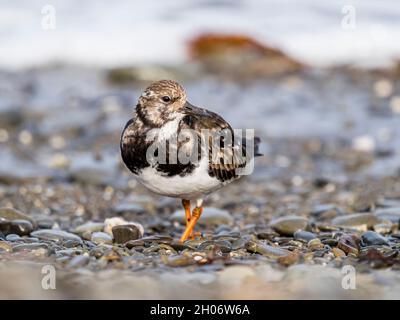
307, 238, 324, 251
0, 207, 36, 227
269, 215, 308, 236
31, 229, 82, 243
277, 251, 300, 266
112, 224, 142, 244
104, 217, 144, 237
245, 240, 292, 259
91, 232, 113, 245
361, 231, 389, 246
5, 234, 20, 241
294, 230, 317, 242
0, 219, 33, 236
331, 247, 346, 258
170, 207, 234, 225
331, 213, 380, 231
231, 238, 247, 250
338, 234, 361, 256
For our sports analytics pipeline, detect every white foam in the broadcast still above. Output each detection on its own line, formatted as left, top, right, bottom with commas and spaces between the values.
1, 0, 400, 69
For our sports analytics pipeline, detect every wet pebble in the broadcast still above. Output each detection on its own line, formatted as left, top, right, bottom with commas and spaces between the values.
269, 215, 308, 236
112, 224, 142, 244
31, 229, 82, 243
361, 231, 389, 246
91, 232, 113, 245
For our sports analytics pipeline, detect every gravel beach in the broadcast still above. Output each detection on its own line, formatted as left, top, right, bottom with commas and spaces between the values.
1, 62, 400, 299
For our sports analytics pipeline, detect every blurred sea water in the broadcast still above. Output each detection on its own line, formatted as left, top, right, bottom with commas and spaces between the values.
0, 0, 399, 69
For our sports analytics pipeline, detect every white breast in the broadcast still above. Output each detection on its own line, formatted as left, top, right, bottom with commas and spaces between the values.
137, 156, 224, 200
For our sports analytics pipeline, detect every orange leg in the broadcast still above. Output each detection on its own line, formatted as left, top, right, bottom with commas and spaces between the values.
180, 206, 203, 242
182, 199, 191, 227
181, 199, 201, 240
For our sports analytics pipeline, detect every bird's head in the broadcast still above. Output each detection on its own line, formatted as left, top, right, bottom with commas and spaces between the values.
136, 80, 187, 126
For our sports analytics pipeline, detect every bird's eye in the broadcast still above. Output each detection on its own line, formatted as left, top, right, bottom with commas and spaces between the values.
162, 96, 171, 103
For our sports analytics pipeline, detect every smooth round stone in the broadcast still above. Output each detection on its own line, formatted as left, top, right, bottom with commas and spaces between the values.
73, 222, 105, 235
5, 234, 20, 241
331, 213, 381, 230
91, 232, 113, 245
361, 231, 389, 246
112, 224, 141, 244
0, 207, 36, 227
269, 215, 308, 236
294, 230, 317, 242
31, 229, 82, 243
170, 207, 234, 225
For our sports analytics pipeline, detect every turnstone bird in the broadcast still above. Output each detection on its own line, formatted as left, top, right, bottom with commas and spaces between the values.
120, 80, 261, 242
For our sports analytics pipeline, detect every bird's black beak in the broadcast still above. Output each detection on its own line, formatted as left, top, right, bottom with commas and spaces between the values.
183, 101, 195, 111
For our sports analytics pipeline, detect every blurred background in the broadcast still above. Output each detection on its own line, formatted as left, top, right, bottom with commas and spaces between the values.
1, 0, 400, 299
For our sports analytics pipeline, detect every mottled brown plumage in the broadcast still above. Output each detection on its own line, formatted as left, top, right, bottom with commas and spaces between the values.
120, 80, 261, 241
